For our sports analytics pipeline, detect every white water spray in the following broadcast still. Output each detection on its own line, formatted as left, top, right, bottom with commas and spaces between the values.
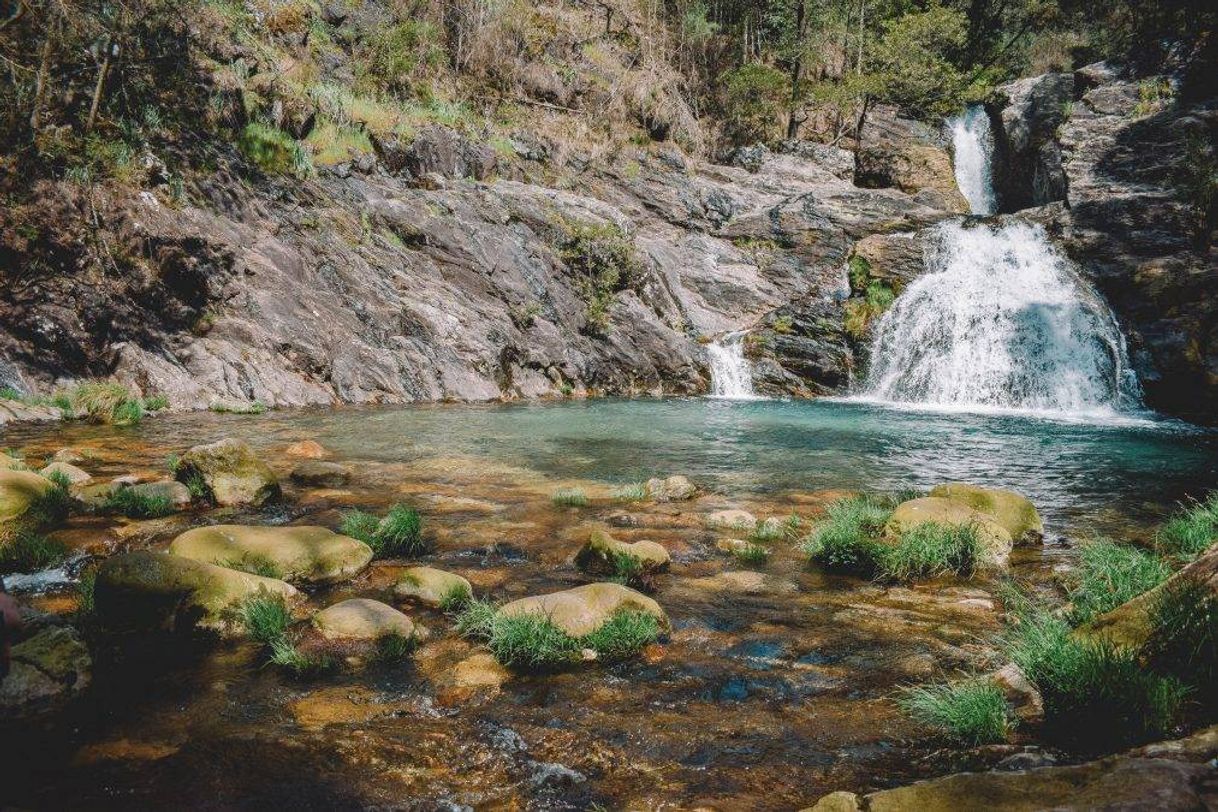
707, 331, 758, 399
948, 104, 997, 216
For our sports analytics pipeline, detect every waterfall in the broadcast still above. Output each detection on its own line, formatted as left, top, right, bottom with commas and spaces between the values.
856, 104, 1144, 418
707, 331, 758, 399
947, 105, 997, 216
861, 221, 1143, 415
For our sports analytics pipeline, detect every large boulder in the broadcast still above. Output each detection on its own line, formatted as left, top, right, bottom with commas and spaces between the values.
94, 551, 298, 635
498, 583, 668, 638
394, 566, 472, 608
646, 475, 697, 502
886, 497, 1013, 567
929, 483, 1044, 545
574, 530, 670, 575
173, 438, 280, 506
0, 469, 54, 524
0, 623, 91, 719
312, 598, 421, 641
991, 72, 1074, 210
856, 104, 969, 213
168, 524, 372, 585
38, 461, 92, 486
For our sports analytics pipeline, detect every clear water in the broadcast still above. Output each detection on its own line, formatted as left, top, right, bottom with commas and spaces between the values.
948, 104, 997, 215
861, 221, 1143, 416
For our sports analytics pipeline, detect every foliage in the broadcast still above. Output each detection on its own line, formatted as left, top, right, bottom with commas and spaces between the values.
239, 122, 312, 176
899, 679, 1013, 745
1145, 577, 1218, 701
28, 471, 73, 525
1174, 133, 1218, 239
1155, 493, 1218, 562
843, 280, 896, 340
869, 3, 976, 122
374, 632, 417, 663
76, 568, 98, 617
102, 488, 176, 519
240, 594, 292, 646
143, 394, 170, 412
268, 638, 334, 677
57, 382, 145, 425
339, 509, 382, 545
719, 63, 789, 144
581, 610, 660, 662
340, 504, 425, 557
556, 223, 644, 335
0, 531, 69, 573
1066, 539, 1171, 624
799, 494, 895, 574
612, 483, 649, 502
732, 542, 771, 567
876, 521, 980, 581
551, 488, 589, 507
439, 583, 473, 613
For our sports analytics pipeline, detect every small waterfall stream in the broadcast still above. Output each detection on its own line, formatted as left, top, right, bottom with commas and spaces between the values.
707, 331, 758, 399
859, 104, 1144, 417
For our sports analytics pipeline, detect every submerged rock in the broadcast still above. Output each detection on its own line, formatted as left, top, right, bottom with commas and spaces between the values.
173, 438, 279, 506
289, 460, 352, 488
284, 440, 329, 459
929, 483, 1043, 545
393, 566, 472, 608
312, 598, 421, 641
705, 509, 756, 531
498, 582, 668, 638
0, 469, 54, 524
38, 461, 92, 486
886, 497, 1013, 567
574, 530, 670, 575
168, 524, 373, 585
646, 475, 697, 502
0, 623, 91, 719
94, 551, 298, 635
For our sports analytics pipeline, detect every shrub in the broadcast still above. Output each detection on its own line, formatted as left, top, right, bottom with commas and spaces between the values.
875, 521, 980, 581
551, 488, 588, 507
0, 530, 69, 572
240, 594, 292, 645
733, 542, 770, 567
556, 222, 644, 334
239, 122, 311, 176
1145, 577, 1218, 702
719, 63, 789, 145
799, 494, 895, 575
58, 382, 145, 425
1156, 493, 1218, 562
339, 504, 425, 558
1066, 540, 1171, 624
899, 679, 1013, 745
28, 470, 73, 525
102, 488, 176, 519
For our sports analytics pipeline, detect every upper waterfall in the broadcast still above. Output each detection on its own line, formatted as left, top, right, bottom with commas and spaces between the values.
947, 105, 997, 216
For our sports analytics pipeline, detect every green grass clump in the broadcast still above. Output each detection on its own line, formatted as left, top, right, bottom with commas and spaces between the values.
750, 514, 800, 542
1145, 577, 1218, 700
339, 504, 425, 558
1005, 604, 1187, 748
551, 488, 589, 507
899, 679, 1013, 745
60, 382, 144, 425
268, 638, 334, 676
875, 522, 980, 581
27, 470, 73, 525
605, 549, 658, 591
457, 600, 659, 671
1066, 539, 1171, 624
374, 632, 417, 663
239, 121, 312, 176
222, 554, 281, 578
0, 530, 69, 572
439, 583, 473, 613
612, 482, 648, 502
143, 394, 170, 412
75, 568, 97, 616
102, 487, 176, 519
240, 594, 292, 645
733, 542, 771, 567
1156, 493, 1218, 562
799, 494, 893, 575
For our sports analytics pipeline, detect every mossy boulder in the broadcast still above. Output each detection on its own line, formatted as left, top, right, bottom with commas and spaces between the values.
168, 524, 373, 585
929, 483, 1044, 545
0, 469, 54, 525
38, 462, 91, 486
94, 551, 298, 635
174, 438, 279, 506
498, 582, 668, 638
312, 598, 422, 641
574, 530, 670, 575
886, 497, 1013, 567
128, 479, 192, 507
0, 624, 91, 719
394, 566, 472, 607
646, 475, 697, 501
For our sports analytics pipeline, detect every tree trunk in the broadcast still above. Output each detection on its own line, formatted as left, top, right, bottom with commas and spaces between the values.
29, 15, 58, 132
785, 0, 807, 140
85, 45, 113, 134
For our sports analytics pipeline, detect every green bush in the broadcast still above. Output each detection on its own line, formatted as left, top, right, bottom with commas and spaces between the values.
581, 610, 660, 662
899, 679, 1013, 745
439, 583, 473, 613
0, 530, 69, 572
719, 63, 789, 145
339, 504, 425, 558
1156, 493, 1218, 562
733, 542, 771, 567
239, 122, 311, 176
240, 594, 292, 645
60, 382, 145, 425
1066, 540, 1171, 624
551, 488, 589, 507
557, 222, 644, 334
102, 487, 176, 519
875, 521, 980, 581
799, 494, 895, 575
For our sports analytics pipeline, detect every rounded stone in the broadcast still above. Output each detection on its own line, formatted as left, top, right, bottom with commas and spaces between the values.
38, 462, 92, 486
173, 438, 279, 507
498, 582, 668, 638
646, 475, 697, 501
575, 530, 670, 574
885, 496, 1013, 567
929, 482, 1044, 544
312, 598, 419, 641
0, 470, 54, 524
169, 524, 373, 585
705, 509, 757, 531
289, 461, 352, 488
394, 566, 472, 607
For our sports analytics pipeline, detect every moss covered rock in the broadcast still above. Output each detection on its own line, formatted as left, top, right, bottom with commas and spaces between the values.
95, 551, 298, 635
0, 624, 91, 719
394, 566, 472, 607
174, 438, 280, 506
705, 509, 756, 531
930, 483, 1044, 545
574, 530, 670, 575
38, 461, 91, 486
168, 524, 372, 585
886, 496, 1013, 567
498, 582, 668, 638
646, 475, 697, 501
0, 469, 54, 525
312, 598, 421, 641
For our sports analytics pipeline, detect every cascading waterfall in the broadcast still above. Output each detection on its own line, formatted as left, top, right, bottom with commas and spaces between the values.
707, 331, 758, 399
858, 105, 1144, 417
947, 104, 998, 216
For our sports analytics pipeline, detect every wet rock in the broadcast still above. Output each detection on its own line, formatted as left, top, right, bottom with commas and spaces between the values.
289, 461, 352, 488
705, 509, 756, 531
498, 582, 668, 638
284, 440, 329, 459
991, 662, 1044, 724
441, 652, 511, 699
173, 438, 279, 506
312, 598, 421, 642
39, 462, 90, 489
779, 140, 856, 181
377, 125, 497, 181
929, 483, 1044, 545
0, 624, 91, 718
52, 448, 89, 465
528, 760, 586, 789
645, 475, 697, 502
715, 537, 755, 555
804, 790, 861, 812
0, 469, 54, 524
126, 479, 192, 508
94, 551, 298, 635
574, 530, 670, 575
168, 524, 373, 585
886, 497, 1013, 567
394, 566, 473, 608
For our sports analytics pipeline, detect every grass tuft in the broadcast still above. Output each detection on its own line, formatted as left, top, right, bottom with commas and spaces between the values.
551, 488, 589, 507
0, 530, 69, 572
222, 554, 281, 578
374, 632, 417, 663
798, 493, 894, 575
732, 542, 771, 567
612, 482, 648, 502
102, 487, 176, 519
240, 594, 292, 645
268, 638, 334, 676
899, 679, 1013, 745
1156, 493, 1218, 562
1066, 539, 1171, 625
875, 521, 980, 581
581, 609, 660, 662
28, 470, 73, 525
439, 582, 473, 613
1145, 576, 1218, 699
59, 382, 145, 425
339, 504, 425, 558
